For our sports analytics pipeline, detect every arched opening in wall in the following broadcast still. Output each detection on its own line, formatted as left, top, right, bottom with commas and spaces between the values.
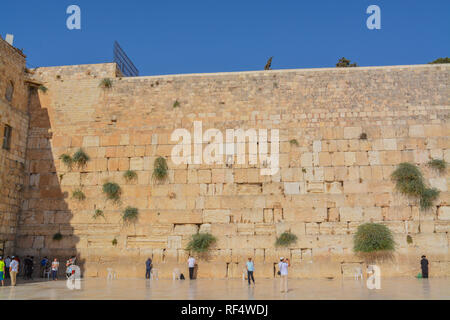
5, 81, 14, 102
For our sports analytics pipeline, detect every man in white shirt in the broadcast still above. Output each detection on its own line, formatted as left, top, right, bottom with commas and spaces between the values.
188, 256, 196, 280
4, 256, 11, 279
9, 257, 19, 287
278, 257, 290, 293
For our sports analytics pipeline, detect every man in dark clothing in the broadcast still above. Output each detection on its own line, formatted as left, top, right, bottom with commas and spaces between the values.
421, 255, 429, 279
145, 258, 152, 279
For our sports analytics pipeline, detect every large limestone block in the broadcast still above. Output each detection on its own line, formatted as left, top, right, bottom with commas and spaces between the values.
203, 210, 231, 223
173, 224, 199, 236
339, 207, 363, 222
438, 206, 450, 221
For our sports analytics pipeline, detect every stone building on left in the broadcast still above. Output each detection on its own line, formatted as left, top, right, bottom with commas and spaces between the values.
0, 36, 40, 256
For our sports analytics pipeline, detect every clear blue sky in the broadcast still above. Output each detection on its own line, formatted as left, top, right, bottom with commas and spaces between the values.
1, 0, 449, 76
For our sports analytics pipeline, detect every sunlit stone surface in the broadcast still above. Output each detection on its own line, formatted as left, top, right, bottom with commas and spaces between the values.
1, 278, 449, 300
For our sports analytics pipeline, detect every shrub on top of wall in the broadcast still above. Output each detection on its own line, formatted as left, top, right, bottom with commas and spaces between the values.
53, 233, 63, 241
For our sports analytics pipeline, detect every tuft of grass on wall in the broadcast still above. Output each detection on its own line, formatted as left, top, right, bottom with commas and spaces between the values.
122, 207, 139, 224
123, 170, 138, 182
289, 139, 299, 146
100, 78, 113, 89
103, 182, 121, 202
112, 238, 118, 246
152, 157, 168, 183
72, 189, 86, 201
60, 154, 73, 169
187, 233, 217, 253
53, 232, 63, 241
275, 232, 298, 247
38, 85, 48, 93
93, 209, 104, 220
428, 159, 447, 174
173, 100, 181, 108
72, 149, 90, 168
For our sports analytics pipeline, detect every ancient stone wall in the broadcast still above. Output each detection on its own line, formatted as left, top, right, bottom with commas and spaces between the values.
0, 38, 30, 255
17, 63, 450, 279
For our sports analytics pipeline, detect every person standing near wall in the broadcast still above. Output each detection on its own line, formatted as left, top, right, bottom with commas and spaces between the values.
0, 256, 5, 287
278, 257, 290, 293
51, 258, 59, 281
421, 255, 429, 279
145, 258, 152, 279
9, 257, 19, 286
246, 258, 255, 286
188, 256, 196, 280
4, 256, 10, 280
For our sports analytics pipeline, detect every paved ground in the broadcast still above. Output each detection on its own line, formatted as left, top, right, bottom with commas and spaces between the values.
0, 278, 449, 300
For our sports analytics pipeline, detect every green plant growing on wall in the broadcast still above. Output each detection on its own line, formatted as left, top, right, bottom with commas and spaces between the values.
112, 238, 118, 246
391, 162, 441, 211
72, 189, 86, 201
122, 207, 139, 224
93, 209, 104, 220
123, 170, 138, 182
406, 235, 413, 245
360, 133, 368, 140
429, 57, 450, 64
173, 100, 181, 108
38, 85, 48, 93
419, 188, 440, 211
354, 223, 395, 256
100, 78, 113, 88
60, 154, 73, 169
428, 159, 447, 174
152, 157, 168, 183
275, 232, 298, 247
103, 182, 121, 202
187, 233, 217, 253
53, 233, 63, 241
289, 139, 299, 146
72, 149, 90, 168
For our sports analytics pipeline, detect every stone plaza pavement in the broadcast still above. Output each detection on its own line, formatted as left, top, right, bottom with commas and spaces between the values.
0, 278, 449, 300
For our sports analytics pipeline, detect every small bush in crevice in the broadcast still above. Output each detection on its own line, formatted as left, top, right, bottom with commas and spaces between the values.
406, 235, 413, 245
360, 133, 368, 140
152, 157, 168, 183
38, 85, 48, 93
289, 139, 299, 146
122, 207, 139, 224
187, 233, 217, 253
112, 238, 118, 246
173, 100, 180, 108
100, 78, 113, 89
123, 170, 138, 182
72, 189, 86, 201
275, 232, 298, 247
428, 159, 447, 174
53, 233, 63, 241
93, 209, 104, 220
103, 182, 121, 202
72, 149, 90, 168
60, 154, 73, 169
